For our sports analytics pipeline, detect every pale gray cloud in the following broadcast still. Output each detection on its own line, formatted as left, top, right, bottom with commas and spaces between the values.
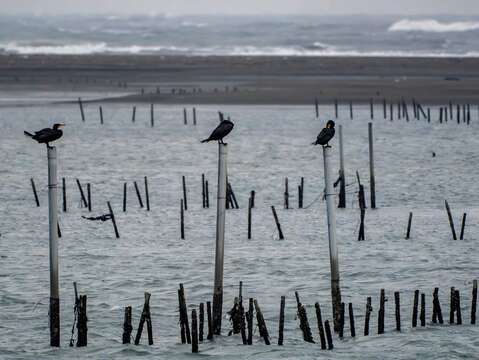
1, 0, 478, 15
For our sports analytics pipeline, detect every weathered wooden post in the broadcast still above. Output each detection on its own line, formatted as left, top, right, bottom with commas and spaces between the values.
445, 200, 457, 240
62, 177, 66, 212
247, 298, 253, 345
48, 146, 60, 347
271, 206, 284, 240
324, 320, 333, 350
364, 297, 372, 336
321, 144, 342, 331
338, 125, 346, 208
349, 101, 353, 119
390, 102, 393, 121
150, 104, 154, 127
395, 292, 401, 331
31, 178, 40, 207
412, 290, 419, 327
213, 143, 227, 335
87, 183, 91, 212
460, 213, 466, 240
76, 179, 88, 208
183, 108, 188, 125
368, 122, 376, 209
192, 309, 198, 353
450, 287, 456, 324
107, 201, 120, 239
284, 178, 289, 209
78, 98, 85, 122
254, 300, 270, 345
77, 295, 88, 347
455, 290, 462, 325
278, 296, 285, 345
207, 301, 213, 340
199, 303, 204, 341
99, 106, 103, 125
334, 99, 338, 118
193, 107, 197, 125
315, 303, 327, 349
144, 176, 150, 211
134, 292, 153, 345
432, 287, 443, 324
378, 289, 385, 334
383, 99, 387, 119
406, 212, 413, 239
123, 306, 133, 344
132, 106, 136, 123
370, 98, 374, 119
349, 303, 356, 337
420, 293, 426, 327
315, 98, 319, 118
134, 181, 144, 208
472, 280, 477, 325
182, 176, 188, 211
247, 196, 252, 239
123, 182, 127, 212
180, 199, 185, 240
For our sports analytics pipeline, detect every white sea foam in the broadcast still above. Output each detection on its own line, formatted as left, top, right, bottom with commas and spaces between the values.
0, 42, 190, 55
389, 19, 479, 33
2, 41, 479, 58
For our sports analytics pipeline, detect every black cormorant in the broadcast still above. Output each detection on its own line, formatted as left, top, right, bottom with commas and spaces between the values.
312, 120, 335, 146
201, 118, 234, 144
24, 123, 64, 148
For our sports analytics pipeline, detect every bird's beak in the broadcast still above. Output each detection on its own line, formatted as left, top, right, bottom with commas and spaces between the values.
58, 123, 65, 128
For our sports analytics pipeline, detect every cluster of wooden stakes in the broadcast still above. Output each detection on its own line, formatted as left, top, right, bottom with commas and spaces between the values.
32, 98, 478, 352
65, 279, 478, 352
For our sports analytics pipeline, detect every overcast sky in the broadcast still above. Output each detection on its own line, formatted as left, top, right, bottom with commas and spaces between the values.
1, 0, 478, 15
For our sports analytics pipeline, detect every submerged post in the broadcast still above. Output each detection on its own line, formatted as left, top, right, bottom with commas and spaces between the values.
213, 143, 228, 335
338, 125, 346, 208
322, 145, 341, 332
368, 122, 376, 209
47, 146, 60, 346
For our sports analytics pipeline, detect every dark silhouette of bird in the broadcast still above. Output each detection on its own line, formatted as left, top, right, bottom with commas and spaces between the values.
312, 120, 335, 147
24, 123, 65, 148
201, 115, 234, 144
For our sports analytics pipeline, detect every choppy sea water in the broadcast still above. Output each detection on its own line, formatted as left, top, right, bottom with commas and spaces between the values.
1, 15, 479, 57
0, 102, 478, 359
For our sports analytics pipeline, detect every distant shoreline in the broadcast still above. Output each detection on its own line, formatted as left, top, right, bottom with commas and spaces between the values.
1, 54, 479, 105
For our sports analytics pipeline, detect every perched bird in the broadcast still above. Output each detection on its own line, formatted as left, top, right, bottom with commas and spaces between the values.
201, 116, 234, 144
312, 120, 335, 146
24, 123, 65, 148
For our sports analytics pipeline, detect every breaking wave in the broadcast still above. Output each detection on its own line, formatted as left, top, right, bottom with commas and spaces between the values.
389, 19, 479, 33
2, 41, 479, 58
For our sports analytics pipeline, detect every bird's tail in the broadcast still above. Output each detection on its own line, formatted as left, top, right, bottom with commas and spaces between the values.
201, 139, 210, 143
24, 131, 34, 138
311, 141, 318, 145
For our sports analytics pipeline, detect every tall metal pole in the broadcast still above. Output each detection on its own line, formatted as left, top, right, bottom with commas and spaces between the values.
338, 125, 346, 208
322, 145, 341, 332
368, 122, 376, 209
48, 146, 60, 346
213, 142, 227, 335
